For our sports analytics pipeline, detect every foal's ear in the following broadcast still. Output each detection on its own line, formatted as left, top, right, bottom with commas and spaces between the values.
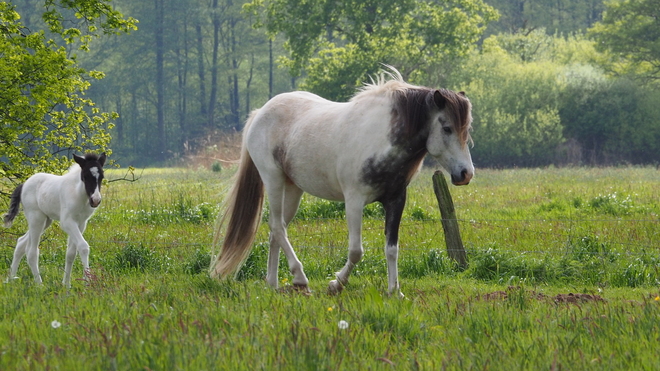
98, 152, 107, 167
73, 154, 86, 167
458, 91, 466, 97
433, 90, 446, 110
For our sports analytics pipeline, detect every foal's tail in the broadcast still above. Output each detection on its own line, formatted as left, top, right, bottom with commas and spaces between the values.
210, 115, 264, 279
3, 184, 23, 228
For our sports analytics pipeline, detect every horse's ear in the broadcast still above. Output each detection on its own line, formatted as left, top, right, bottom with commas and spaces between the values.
458, 91, 466, 97
73, 154, 85, 167
99, 153, 107, 167
433, 90, 446, 110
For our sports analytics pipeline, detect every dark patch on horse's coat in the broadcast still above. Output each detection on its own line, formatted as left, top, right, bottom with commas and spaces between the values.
382, 190, 407, 247
362, 88, 433, 203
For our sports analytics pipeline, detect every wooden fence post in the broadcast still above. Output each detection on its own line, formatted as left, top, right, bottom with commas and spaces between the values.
432, 170, 468, 269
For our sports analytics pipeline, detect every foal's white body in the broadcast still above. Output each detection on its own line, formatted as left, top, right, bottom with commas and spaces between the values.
7, 165, 101, 287
211, 71, 474, 296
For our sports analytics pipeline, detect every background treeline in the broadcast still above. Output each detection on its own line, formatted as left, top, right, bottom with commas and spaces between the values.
15, 0, 660, 168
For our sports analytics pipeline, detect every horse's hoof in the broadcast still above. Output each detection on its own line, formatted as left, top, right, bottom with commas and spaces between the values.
293, 284, 311, 295
328, 280, 343, 295
277, 284, 311, 296
388, 290, 405, 299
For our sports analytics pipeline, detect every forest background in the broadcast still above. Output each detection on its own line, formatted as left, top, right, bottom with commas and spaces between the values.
5, 0, 660, 171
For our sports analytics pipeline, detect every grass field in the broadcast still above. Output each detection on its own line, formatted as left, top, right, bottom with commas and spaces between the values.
1, 166, 659, 370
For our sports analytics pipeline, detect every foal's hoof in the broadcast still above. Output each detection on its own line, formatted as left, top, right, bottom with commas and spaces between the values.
328, 280, 344, 295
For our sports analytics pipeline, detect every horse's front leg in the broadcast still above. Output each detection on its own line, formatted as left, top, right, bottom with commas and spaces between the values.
63, 235, 78, 287
60, 220, 90, 288
383, 190, 407, 298
329, 199, 364, 295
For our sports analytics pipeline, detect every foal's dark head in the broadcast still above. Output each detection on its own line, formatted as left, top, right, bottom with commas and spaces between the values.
73, 153, 107, 208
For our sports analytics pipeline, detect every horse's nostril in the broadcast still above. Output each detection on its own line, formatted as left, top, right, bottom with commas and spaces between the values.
461, 169, 468, 178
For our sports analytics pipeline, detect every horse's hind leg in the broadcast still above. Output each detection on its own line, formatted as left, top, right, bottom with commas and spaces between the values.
329, 197, 365, 295
265, 178, 308, 289
7, 233, 29, 281
267, 183, 303, 287
24, 215, 50, 284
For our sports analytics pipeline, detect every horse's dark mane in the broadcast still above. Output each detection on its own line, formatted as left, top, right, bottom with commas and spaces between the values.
390, 88, 433, 144
391, 88, 472, 147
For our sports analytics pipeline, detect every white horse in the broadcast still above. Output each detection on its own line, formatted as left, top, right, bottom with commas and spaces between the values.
210, 68, 473, 296
3, 153, 107, 287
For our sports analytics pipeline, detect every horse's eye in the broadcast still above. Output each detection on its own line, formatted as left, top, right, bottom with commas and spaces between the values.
443, 127, 452, 134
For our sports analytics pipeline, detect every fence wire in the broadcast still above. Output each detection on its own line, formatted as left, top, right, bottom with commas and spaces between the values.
3, 216, 655, 258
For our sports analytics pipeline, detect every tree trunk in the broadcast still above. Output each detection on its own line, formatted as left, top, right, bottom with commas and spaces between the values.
208, 0, 220, 129
245, 52, 254, 120
155, 0, 166, 160
268, 39, 273, 99
176, 15, 189, 154
195, 24, 207, 117
230, 36, 240, 130
115, 92, 123, 150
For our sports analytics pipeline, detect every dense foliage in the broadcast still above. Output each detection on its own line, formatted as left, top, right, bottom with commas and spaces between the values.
245, 0, 498, 101
3, 0, 660, 169
589, 0, 660, 82
0, 1, 135, 184
450, 30, 660, 166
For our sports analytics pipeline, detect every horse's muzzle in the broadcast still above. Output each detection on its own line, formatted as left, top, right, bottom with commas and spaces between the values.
451, 169, 473, 186
90, 198, 102, 208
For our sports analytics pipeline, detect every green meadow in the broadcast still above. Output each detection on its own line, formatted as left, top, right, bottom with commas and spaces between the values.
1, 167, 659, 370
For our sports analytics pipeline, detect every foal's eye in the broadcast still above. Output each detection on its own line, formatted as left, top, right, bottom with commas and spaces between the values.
443, 127, 452, 134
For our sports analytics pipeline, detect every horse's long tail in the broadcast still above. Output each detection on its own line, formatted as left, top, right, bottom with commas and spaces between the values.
3, 184, 23, 228
210, 115, 264, 279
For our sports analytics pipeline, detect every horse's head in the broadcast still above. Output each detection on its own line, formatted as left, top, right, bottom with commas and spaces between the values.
73, 153, 107, 208
426, 89, 474, 185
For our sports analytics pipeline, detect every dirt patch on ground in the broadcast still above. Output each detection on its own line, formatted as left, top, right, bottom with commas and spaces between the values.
479, 286, 605, 303
553, 293, 605, 303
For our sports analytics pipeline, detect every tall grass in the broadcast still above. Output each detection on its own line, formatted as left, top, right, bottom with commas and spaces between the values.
0, 166, 659, 369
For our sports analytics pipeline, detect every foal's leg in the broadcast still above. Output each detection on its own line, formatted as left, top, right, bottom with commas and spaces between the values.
265, 179, 308, 289
23, 214, 50, 284
328, 198, 365, 294
382, 190, 407, 297
266, 183, 303, 288
8, 233, 29, 281
60, 219, 90, 288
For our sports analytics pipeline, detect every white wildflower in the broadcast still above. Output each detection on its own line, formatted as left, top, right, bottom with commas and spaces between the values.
51, 320, 61, 329
338, 320, 349, 330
